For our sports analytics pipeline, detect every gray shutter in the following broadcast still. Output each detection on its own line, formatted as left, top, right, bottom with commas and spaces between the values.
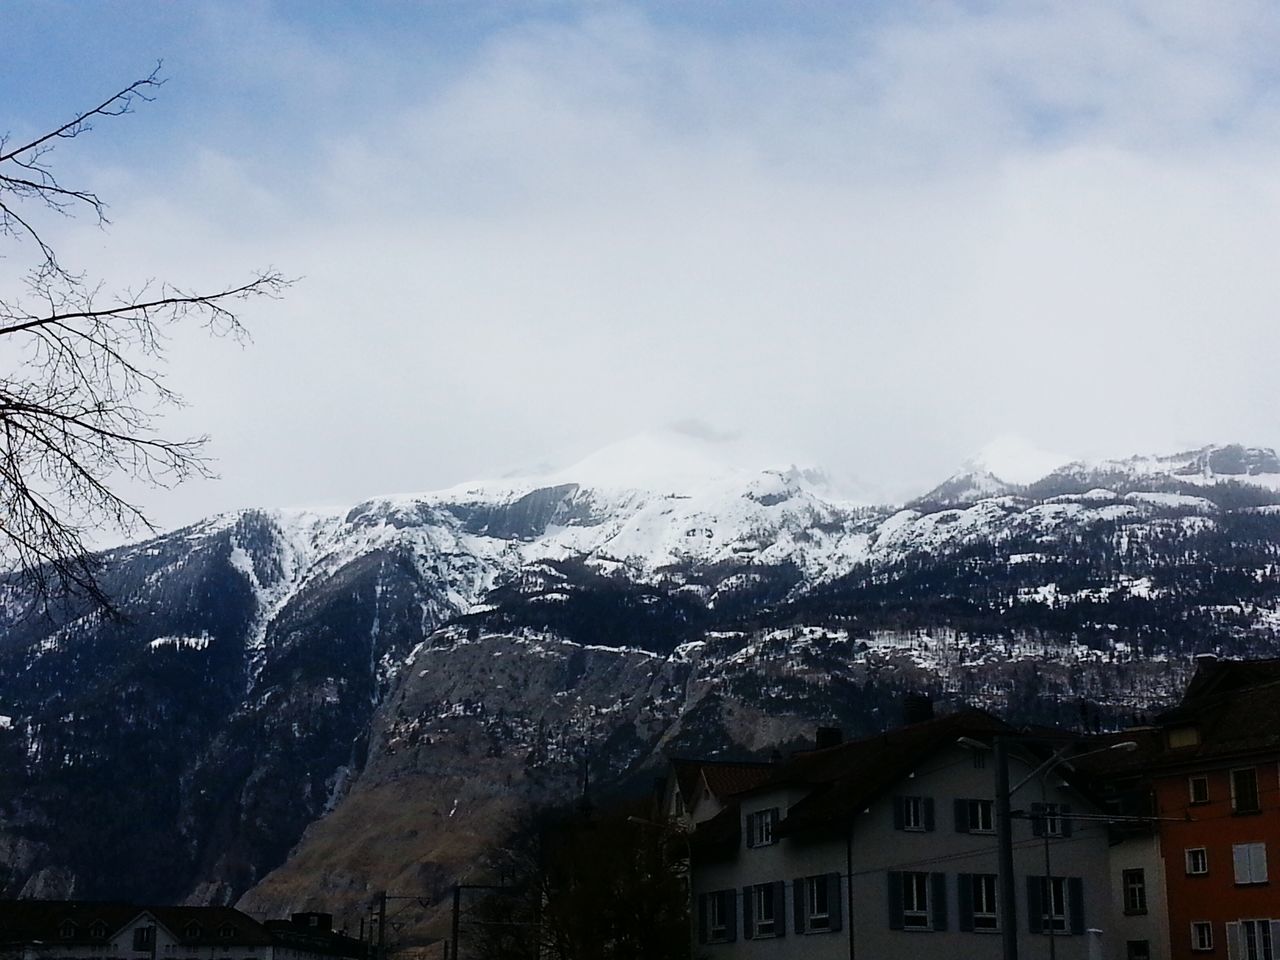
955, 799, 970, 833
793, 877, 806, 935
697, 894, 708, 943
1226, 921, 1242, 960
774, 881, 787, 937
1026, 877, 1044, 934
1067, 877, 1084, 935
957, 874, 974, 932
769, 808, 780, 839
1060, 804, 1073, 838
828, 873, 843, 932
893, 797, 905, 830
745, 813, 755, 848
931, 873, 948, 931
1030, 802, 1045, 837
924, 797, 936, 832
888, 872, 904, 930
726, 890, 737, 942
742, 886, 753, 940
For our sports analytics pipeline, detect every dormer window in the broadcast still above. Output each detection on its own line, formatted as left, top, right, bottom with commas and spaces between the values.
60, 921, 77, 940
184, 922, 202, 940
90, 922, 109, 940
219, 925, 235, 940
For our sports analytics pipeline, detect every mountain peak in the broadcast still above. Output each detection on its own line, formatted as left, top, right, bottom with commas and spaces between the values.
962, 435, 1070, 485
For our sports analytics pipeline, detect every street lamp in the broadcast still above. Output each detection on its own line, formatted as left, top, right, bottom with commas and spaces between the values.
995, 738, 1138, 960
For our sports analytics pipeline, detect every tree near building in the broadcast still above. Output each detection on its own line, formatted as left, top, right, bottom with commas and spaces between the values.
467, 807, 691, 960
0, 66, 288, 607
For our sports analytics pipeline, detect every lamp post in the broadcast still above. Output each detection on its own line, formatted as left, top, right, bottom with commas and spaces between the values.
994, 737, 1137, 960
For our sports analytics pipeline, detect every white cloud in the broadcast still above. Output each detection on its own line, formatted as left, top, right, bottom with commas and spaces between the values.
24, 1, 1280, 529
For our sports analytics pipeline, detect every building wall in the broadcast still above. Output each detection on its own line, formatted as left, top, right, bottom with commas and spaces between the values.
1107, 831, 1170, 960
691, 744, 1119, 960
1155, 758, 1280, 960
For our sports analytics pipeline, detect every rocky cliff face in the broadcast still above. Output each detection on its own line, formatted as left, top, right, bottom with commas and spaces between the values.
2, 439, 1280, 937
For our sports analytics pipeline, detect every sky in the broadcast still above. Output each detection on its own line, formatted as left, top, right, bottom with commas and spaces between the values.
5, 1, 1280, 529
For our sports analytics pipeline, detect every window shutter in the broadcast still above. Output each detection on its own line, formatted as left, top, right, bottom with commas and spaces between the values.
1225, 921, 1242, 960
893, 797, 905, 830
955, 799, 970, 833
1254, 843, 1269, 882
745, 814, 755, 848
888, 872, 904, 930
1067, 877, 1084, 935
1026, 877, 1044, 934
726, 890, 737, 942
769, 808, 780, 837
697, 895, 708, 944
957, 874, 974, 932
793, 877, 806, 935
774, 881, 787, 937
1233, 844, 1250, 884
924, 797, 936, 832
742, 886, 753, 940
827, 873, 843, 932
1030, 802, 1045, 837
1060, 804, 1073, 838
931, 873, 948, 931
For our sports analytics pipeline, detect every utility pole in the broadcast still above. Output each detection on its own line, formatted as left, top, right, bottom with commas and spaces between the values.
994, 736, 1019, 960
377, 891, 387, 960
451, 886, 461, 960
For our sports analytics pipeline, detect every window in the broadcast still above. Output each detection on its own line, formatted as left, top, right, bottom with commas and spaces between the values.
902, 872, 931, 929
1233, 768, 1261, 814
973, 751, 987, 769
746, 882, 784, 939
1189, 776, 1210, 805
1030, 802, 1070, 837
956, 799, 994, 833
959, 873, 999, 932
91, 923, 109, 941
184, 923, 202, 940
1228, 920, 1276, 960
888, 871, 946, 931
1123, 869, 1147, 915
1192, 921, 1214, 952
133, 928, 154, 952
746, 808, 778, 848
1233, 842, 1269, 885
60, 921, 78, 940
894, 795, 934, 832
1041, 877, 1068, 933
699, 889, 735, 943
1186, 847, 1209, 875
796, 874, 842, 934
1126, 941, 1151, 960
1168, 725, 1201, 748
1028, 876, 1083, 935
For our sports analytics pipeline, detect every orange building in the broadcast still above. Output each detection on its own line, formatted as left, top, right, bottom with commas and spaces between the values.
1101, 660, 1280, 960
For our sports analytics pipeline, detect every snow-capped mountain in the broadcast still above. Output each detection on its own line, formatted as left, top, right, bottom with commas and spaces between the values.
2, 437, 1280, 932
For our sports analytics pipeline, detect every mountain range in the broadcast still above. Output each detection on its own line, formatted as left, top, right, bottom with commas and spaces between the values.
2, 434, 1279, 939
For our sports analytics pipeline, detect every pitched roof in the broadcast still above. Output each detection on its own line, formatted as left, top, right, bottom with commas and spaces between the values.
668, 758, 774, 805
0, 901, 273, 947
773, 709, 1012, 834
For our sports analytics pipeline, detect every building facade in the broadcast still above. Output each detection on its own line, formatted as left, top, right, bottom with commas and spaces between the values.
688, 710, 1119, 960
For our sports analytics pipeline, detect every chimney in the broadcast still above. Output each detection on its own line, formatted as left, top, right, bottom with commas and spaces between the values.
903, 693, 934, 725
815, 726, 843, 750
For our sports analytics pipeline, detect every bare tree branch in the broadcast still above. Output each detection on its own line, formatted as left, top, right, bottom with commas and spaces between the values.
0, 66, 291, 610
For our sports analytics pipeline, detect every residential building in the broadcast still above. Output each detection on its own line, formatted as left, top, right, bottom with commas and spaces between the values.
687, 708, 1118, 959
1089, 658, 1280, 960
0, 902, 364, 960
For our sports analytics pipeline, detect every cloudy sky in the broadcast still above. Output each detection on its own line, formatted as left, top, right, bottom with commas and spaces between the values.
6, 1, 1280, 528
